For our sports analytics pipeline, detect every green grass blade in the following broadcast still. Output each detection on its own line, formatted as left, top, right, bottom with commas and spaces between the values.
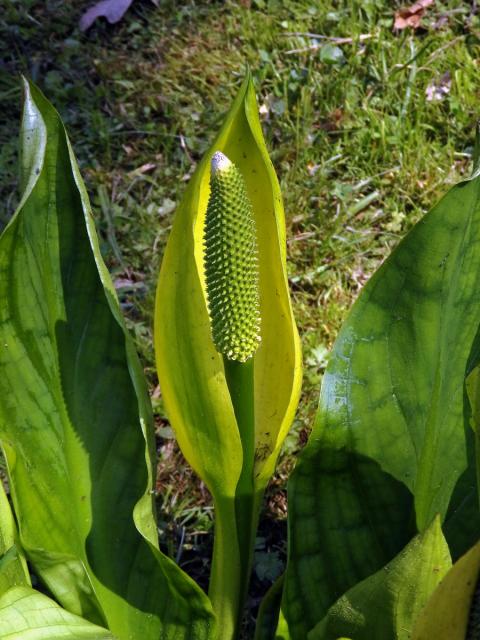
283, 158, 480, 637
0, 80, 215, 639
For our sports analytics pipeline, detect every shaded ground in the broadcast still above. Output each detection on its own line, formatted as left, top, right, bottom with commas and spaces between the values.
2, 0, 480, 635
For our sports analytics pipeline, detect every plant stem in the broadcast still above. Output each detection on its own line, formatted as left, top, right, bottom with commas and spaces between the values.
210, 356, 259, 639
209, 494, 243, 640
224, 357, 256, 556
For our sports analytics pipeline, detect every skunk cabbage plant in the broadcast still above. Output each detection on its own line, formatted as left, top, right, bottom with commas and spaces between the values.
1, 73, 480, 640
154, 74, 302, 637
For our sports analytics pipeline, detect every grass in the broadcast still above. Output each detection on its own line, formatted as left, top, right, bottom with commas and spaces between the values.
2, 0, 480, 634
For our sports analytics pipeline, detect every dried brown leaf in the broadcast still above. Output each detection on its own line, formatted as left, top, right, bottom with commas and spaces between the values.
394, 0, 434, 31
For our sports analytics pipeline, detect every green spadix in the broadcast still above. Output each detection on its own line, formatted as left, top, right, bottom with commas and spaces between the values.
204, 151, 261, 362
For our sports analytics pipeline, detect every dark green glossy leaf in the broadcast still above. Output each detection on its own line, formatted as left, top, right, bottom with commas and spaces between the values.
283, 159, 480, 637
0, 586, 116, 639
282, 448, 413, 638
0, 80, 214, 639
309, 517, 451, 640
317, 175, 480, 526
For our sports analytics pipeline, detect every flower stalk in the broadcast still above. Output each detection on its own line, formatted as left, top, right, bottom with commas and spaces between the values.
204, 152, 261, 635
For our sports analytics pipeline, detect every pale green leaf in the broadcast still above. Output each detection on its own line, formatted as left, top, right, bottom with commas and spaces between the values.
309, 517, 451, 640
0, 586, 116, 639
411, 540, 480, 640
0, 80, 214, 639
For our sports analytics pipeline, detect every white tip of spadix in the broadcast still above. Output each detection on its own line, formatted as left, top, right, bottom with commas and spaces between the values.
211, 151, 232, 174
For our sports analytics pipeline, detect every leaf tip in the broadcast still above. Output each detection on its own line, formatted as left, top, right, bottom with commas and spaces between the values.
20, 75, 33, 108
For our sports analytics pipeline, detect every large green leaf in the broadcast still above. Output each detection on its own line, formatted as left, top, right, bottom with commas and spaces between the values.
317, 172, 480, 526
0, 586, 116, 639
282, 448, 413, 638
155, 73, 302, 636
283, 153, 480, 637
309, 517, 451, 640
0, 80, 215, 639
